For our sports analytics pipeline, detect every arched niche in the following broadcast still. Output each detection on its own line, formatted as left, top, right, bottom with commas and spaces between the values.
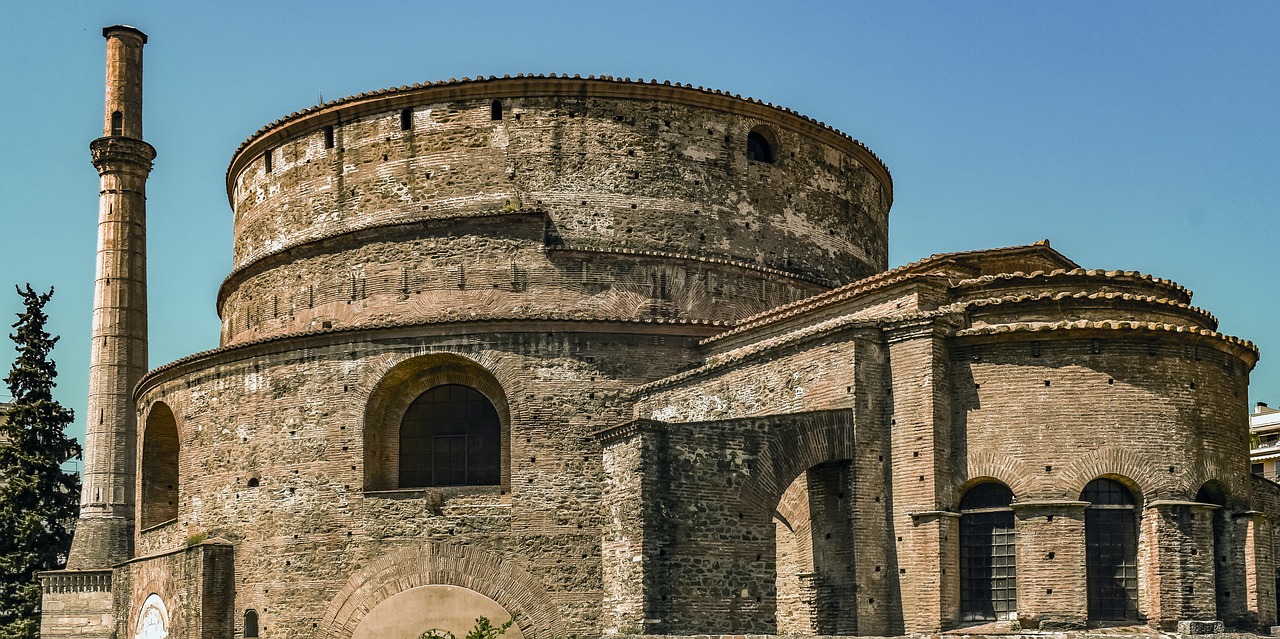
363, 353, 511, 492
139, 402, 179, 529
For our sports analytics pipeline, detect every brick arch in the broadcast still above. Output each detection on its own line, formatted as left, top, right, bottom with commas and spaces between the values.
128, 571, 178, 639
951, 450, 1036, 507
361, 351, 516, 491
139, 401, 180, 529
318, 542, 561, 639
737, 410, 856, 515
1058, 446, 1164, 503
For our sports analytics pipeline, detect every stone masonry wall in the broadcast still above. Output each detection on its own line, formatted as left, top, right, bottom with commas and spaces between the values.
228, 90, 889, 285
217, 213, 823, 345
134, 328, 704, 638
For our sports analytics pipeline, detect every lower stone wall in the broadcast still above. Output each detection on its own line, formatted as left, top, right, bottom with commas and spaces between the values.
116, 540, 235, 639
39, 570, 114, 639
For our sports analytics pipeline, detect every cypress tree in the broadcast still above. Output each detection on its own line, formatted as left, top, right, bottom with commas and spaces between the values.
0, 285, 81, 639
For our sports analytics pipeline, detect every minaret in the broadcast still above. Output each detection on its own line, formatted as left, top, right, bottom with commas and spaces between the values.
66, 25, 153, 569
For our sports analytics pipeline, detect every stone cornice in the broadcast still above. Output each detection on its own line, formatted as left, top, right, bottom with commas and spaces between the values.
943, 291, 1218, 328
631, 313, 895, 397
702, 242, 1075, 347
953, 268, 1192, 303
218, 208, 549, 314
227, 75, 892, 207
89, 135, 155, 175
545, 245, 836, 288
1009, 500, 1089, 510
954, 319, 1258, 366
1145, 499, 1220, 510
593, 419, 669, 444
135, 315, 730, 400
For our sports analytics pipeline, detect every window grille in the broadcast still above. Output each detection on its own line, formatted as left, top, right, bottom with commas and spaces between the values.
399, 384, 500, 487
959, 482, 1016, 621
1083, 478, 1139, 621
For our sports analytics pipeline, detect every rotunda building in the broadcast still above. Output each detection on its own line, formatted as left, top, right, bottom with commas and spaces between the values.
42, 28, 1280, 639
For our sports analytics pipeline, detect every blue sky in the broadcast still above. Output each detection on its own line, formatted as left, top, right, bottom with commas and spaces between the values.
1, 1, 1277, 452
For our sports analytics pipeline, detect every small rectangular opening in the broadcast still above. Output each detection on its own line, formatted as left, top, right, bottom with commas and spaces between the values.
324, 125, 335, 149
264, 149, 272, 173
491, 100, 503, 121
400, 107, 413, 130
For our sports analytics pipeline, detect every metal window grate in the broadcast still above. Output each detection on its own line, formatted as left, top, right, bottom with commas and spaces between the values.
400, 384, 501, 487
960, 482, 1017, 621
1083, 479, 1139, 621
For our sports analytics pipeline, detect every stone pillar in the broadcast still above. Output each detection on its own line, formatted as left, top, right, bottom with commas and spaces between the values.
67, 24, 154, 571
1144, 500, 1219, 629
1011, 501, 1089, 629
1240, 511, 1276, 627
885, 318, 959, 631
597, 419, 668, 634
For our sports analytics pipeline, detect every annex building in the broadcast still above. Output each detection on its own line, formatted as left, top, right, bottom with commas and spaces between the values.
40, 26, 1280, 639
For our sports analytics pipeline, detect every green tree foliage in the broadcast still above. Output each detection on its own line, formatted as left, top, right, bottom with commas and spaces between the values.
0, 285, 81, 639
419, 615, 516, 639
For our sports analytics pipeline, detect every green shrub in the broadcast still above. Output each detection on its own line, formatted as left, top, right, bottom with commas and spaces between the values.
419, 614, 516, 639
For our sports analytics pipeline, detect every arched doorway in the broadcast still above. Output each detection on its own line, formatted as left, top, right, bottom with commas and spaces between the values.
958, 481, 1016, 622
773, 459, 855, 634
1082, 478, 1139, 622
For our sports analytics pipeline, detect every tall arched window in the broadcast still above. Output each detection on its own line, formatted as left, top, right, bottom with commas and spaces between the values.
1082, 478, 1139, 621
244, 609, 259, 638
399, 384, 500, 487
140, 403, 179, 529
1196, 481, 1230, 619
959, 481, 1016, 621
110, 110, 123, 136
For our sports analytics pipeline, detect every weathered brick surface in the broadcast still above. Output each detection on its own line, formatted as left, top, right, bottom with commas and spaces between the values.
49, 49, 1278, 638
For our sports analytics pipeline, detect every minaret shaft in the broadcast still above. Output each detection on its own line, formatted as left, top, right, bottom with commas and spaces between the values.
66, 25, 153, 570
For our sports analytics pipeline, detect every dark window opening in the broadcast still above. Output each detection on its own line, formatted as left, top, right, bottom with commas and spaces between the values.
400, 107, 413, 130
491, 100, 503, 121
399, 384, 500, 487
111, 110, 123, 136
959, 482, 1016, 621
747, 130, 775, 164
1253, 463, 1264, 475
1083, 478, 1139, 621
324, 125, 335, 149
1197, 482, 1230, 621
244, 609, 259, 638
264, 149, 272, 173
140, 403, 179, 529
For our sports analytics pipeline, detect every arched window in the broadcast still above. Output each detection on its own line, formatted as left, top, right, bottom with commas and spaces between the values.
959, 481, 1016, 621
244, 609, 259, 638
1082, 478, 1139, 621
399, 384, 500, 487
111, 110, 123, 136
491, 100, 503, 121
1196, 481, 1230, 618
747, 128, 775, 164
140, 403, 179, 529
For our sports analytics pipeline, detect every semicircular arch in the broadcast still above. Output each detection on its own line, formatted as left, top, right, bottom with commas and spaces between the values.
1058, 445, 1166, 502
362, 352, 514, 491
736, 409, 856, 516
318, 542, 561, 639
